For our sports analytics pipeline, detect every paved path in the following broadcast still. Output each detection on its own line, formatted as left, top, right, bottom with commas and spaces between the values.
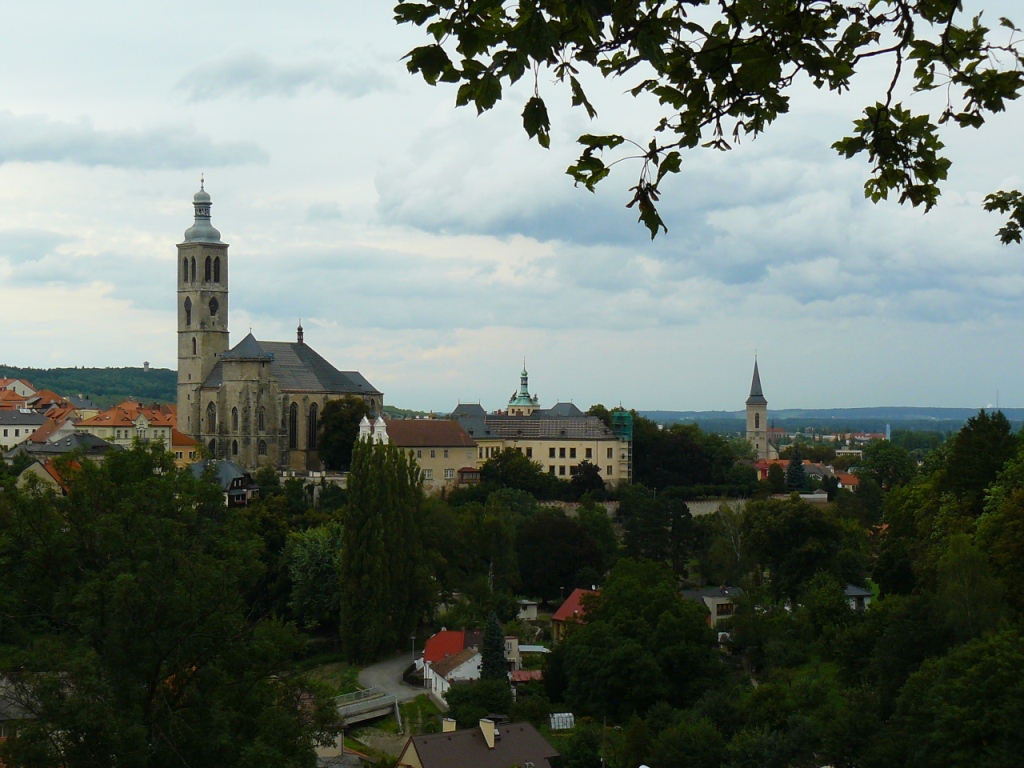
358, 653, 423, 702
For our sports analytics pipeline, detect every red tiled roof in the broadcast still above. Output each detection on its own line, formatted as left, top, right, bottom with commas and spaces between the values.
552, 588, 597, 623
384, 419, 477, 448
172, 429, 198, 447
510, 669, 543, 683
78, 401, 174, 428
423, 630, 466, 664
836, 472, 859, 487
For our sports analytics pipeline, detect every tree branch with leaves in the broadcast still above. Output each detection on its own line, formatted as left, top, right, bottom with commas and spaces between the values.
396, 0, 1024, 240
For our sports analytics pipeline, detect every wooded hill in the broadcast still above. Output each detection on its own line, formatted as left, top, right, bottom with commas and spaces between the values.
0, 365, 177, 407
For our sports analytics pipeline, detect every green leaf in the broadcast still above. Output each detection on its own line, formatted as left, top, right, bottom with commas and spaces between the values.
522, 96, 551, 148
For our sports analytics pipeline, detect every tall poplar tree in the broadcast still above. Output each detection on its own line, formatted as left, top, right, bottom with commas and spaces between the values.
340, 437, 427, 663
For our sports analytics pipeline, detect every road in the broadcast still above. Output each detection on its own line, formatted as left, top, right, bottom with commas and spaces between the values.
358, 652, 423, 702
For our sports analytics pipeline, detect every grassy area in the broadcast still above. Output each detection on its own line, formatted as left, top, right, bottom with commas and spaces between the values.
291, 648, 360, 697
400, 695, 444, 734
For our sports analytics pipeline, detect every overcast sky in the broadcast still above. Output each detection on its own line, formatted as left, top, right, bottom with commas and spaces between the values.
0, 1, 1021, 413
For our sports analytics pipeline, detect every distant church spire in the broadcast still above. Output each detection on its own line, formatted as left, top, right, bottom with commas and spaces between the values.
746, 358, 767, 405
297, 320, 304, 345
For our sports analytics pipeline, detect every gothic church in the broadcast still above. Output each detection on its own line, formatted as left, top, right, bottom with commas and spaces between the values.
177, 183, 382, 471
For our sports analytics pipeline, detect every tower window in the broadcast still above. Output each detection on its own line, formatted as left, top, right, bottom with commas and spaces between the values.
288, 403, 298, 449
231, 407, 239, 432
182, 258, 188, 282
308, 403, 319, 450
214, 256, 221, 283
184, 297, 192, 326
257, 406, 265, 431
191, 337, 197, 355
190, 257, 196, 282
755, 413, 760, 429
209, 297, 219, 317
204, 256, 212, 282
206, 402, 217, 433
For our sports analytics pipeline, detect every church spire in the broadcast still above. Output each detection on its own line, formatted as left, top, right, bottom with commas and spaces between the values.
746, 358, 767, 405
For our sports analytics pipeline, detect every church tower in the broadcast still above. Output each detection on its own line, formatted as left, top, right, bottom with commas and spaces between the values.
508, 361, 540, 416
177, 180, 229, 437
745, 358, 769, 460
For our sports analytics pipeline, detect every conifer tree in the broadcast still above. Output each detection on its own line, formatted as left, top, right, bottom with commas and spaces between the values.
481, 611, 507, 680
786, 449, 806, 492
340, 437, 426, 663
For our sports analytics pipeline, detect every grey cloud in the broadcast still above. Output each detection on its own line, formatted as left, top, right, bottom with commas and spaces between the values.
0, 111, 267, 169
178, 53, 392, 101
0, 229, 74, 266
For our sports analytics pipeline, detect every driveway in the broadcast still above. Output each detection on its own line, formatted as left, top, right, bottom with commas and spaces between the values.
358, 652, 423, 702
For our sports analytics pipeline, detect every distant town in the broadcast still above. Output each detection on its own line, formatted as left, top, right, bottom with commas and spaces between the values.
1, 185, 1019, 768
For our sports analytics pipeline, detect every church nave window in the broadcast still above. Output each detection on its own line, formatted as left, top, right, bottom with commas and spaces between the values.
288, 403, 298, 449
214, 256, 221, 283
308, 403, 319, 450
232, 439, 238, 456
231, 407, 239, 432
206, 402, 217, 433
184, 297, 192, 326
258, 440, 267, 456
257, 406, 265, 431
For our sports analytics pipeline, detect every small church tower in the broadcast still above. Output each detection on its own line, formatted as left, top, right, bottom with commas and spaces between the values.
177, 179, 230, 436
508, 361, 540, 416
745, 358, 769, 460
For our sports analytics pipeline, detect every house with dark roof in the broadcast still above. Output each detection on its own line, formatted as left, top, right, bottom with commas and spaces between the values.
358, 417, 477, 494
682, 586, 744, 627
398, 718, 558, 768
175, 182, 382, 473
189, 460, 259, 507
0, 411, 49, 452
450, 366, 633, 486
5, 432, 120, 466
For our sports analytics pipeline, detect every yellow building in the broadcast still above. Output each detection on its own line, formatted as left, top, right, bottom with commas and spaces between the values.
359, 416, 477, 495
451, 367, 632, 486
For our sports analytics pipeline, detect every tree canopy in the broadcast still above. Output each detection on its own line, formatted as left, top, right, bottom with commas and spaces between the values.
0, 444, 335, 768
396, 0, 1024, 240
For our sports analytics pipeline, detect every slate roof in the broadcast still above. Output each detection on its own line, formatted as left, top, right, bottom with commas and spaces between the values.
455, 414, 616, 441
203, 334, 380, 396
189, 459, 253, 491
6, 433, 119, 461
682, 586, 744, 602
541, 402, 585, 418
746, 360, 767, 406
844, 584, 873, 598
384, 419, 476, 448
401, 722, 559, 768
0, 411, 48, 427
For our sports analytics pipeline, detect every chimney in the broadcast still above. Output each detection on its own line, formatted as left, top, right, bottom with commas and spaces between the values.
480, 718, 496, 749
442, 718, 456, 733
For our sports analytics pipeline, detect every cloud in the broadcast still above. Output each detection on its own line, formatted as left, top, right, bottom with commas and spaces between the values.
178, 53, 393, 102
0, 111, 267, 169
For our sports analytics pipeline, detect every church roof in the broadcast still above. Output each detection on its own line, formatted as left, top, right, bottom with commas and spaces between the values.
746, 360, 767, 406
204, 335, 381, 396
